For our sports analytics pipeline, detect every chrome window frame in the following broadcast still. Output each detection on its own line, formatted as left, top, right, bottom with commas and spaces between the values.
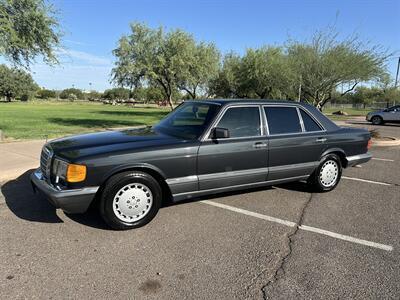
297, 107, 325, 133
200, 104, 264, 142
262, 104, 326, 137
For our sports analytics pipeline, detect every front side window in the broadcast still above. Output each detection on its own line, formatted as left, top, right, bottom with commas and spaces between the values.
300, 109, 322, 132
265, 106, 302, 135
155, 102, 220, 139
216, 106, 261, 138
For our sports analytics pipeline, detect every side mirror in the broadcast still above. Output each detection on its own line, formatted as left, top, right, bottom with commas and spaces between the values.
212, 127, 230, 139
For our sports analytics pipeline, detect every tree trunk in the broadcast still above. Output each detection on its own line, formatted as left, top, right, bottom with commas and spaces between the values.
167, 94, 174, 110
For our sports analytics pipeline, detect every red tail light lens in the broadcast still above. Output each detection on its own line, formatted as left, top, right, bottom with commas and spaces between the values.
367, 138, 372, 149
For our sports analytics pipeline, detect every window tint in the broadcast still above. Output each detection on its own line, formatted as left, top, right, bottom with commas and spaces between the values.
155, 102, 219, 139
216, 107, 261, 138
300, 109, 322, 132
265, 107, 302, 135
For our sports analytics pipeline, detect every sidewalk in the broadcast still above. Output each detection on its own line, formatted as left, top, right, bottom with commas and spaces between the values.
0, 140, 46, 182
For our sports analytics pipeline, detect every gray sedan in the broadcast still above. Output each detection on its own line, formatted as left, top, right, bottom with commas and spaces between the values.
366, 105, 400, 125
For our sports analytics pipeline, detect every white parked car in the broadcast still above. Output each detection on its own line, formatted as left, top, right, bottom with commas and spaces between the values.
366, 105, 400, 125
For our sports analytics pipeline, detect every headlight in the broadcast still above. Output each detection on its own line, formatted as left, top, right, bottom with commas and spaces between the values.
52, 159, 86, 183
53, 159, 68, 180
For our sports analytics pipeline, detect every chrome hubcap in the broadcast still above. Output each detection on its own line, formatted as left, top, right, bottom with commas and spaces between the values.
319, 160, 339, 187
112, 183, 153, 222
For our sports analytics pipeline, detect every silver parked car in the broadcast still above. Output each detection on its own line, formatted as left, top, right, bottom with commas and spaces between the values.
366, 105, 400, 125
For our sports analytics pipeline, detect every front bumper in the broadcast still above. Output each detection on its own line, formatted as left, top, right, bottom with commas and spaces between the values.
346, 152, 372, 167
30, 169, 99, 214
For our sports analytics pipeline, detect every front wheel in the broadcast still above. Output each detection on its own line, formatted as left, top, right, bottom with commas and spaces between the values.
308, 154, 342, 192
99, 171, 162, 230
371, 116, 383, 125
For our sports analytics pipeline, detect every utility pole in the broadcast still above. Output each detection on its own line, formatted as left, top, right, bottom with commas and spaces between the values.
395, 57, 400, 88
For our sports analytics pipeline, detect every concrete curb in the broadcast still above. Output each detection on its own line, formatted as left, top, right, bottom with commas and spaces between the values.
371, 137, 400, 147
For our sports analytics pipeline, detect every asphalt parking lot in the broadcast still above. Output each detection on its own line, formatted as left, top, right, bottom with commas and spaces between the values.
1, 122, 399, 299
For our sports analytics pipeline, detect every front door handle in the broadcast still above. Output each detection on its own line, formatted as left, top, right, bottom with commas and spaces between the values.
316, 137, 327, 143
253, 142, 267, 149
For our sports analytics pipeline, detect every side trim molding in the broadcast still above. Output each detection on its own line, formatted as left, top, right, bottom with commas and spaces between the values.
172, 175, 309, 202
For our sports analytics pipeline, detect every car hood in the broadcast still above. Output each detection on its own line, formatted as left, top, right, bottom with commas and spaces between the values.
48, 126, 186, 161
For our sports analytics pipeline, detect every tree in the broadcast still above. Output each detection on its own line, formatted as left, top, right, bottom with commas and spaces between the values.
177, 42, 220, 99
0, 0, 61, 67
112, 23, 216, 109
37, 88, 56, 99
0, 64, 38, 101
240, 47, 292, 99
287, 29, 388, 110
210, 52, 244, 98
86, 90, 102, 101
102, 87, 130, 100
59, 88, 84, 100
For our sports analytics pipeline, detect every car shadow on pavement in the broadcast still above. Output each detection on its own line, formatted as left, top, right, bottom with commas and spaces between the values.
2, 171, 313, 229
1, 170, 63, 223
1, 169, 109, 229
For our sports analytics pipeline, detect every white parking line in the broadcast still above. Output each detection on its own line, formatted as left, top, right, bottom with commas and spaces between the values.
299, 225, 393, 251
342, 176, 391, 186
372, 157, 394, 162
201, 200, 393, 252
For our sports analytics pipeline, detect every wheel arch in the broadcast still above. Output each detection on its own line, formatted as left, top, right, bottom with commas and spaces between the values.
93, 164, 172, 207
320, 148, 347, 168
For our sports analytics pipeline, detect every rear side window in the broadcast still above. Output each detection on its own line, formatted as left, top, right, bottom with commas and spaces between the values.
300, 109, 322, 132
216, 106, 261, 138
264, 106, 302, 135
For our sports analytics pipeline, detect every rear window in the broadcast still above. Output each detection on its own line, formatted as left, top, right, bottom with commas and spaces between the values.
300, 109, 322, 132
264, 106, 302, 135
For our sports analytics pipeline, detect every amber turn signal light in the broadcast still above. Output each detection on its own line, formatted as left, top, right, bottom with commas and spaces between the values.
66, 164, 87, 182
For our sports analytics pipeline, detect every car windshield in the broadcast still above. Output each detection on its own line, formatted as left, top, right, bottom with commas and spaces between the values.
154, 102, 220, 139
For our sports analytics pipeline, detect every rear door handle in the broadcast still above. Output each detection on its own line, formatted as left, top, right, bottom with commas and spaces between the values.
253, 142, 267, 149
316, 137, 327, 143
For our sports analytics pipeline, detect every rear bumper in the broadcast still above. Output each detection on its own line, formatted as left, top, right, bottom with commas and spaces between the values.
346, 152, 372, 167
30, 169, 99, 214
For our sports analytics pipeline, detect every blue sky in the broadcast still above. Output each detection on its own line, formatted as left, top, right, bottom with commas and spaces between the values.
27, 0, 400, 91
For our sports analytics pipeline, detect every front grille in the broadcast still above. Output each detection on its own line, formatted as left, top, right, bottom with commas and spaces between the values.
40, 146, 53, 178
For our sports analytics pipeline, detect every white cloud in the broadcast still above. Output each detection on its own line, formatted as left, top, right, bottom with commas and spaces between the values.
57, 49, 112, 66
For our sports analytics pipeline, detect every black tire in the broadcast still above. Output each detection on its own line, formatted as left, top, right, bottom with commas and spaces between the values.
371, 116, 383, 125
99, 171, 162, 230
308, 154, 342, 192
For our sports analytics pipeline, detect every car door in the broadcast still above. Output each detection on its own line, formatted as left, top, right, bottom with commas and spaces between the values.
264, 105, 327, 181
197, 105, 268, 190
386, 105, 400, 121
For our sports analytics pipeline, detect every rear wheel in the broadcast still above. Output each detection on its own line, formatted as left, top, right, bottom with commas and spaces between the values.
100, 171, 162, 230
371, 116, 383, 125
308, 154, 342, 192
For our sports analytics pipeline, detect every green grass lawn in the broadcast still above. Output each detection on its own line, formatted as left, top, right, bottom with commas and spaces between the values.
322, 107, 371, 116
0, 101, 169, 140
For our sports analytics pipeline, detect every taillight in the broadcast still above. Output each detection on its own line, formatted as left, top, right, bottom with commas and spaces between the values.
367, 138, 372, 149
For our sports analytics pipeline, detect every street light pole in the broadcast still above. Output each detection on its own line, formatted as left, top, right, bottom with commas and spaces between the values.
395, 57, 400, 88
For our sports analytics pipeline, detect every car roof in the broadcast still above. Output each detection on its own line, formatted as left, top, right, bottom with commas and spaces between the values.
186, 99, 312, 107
